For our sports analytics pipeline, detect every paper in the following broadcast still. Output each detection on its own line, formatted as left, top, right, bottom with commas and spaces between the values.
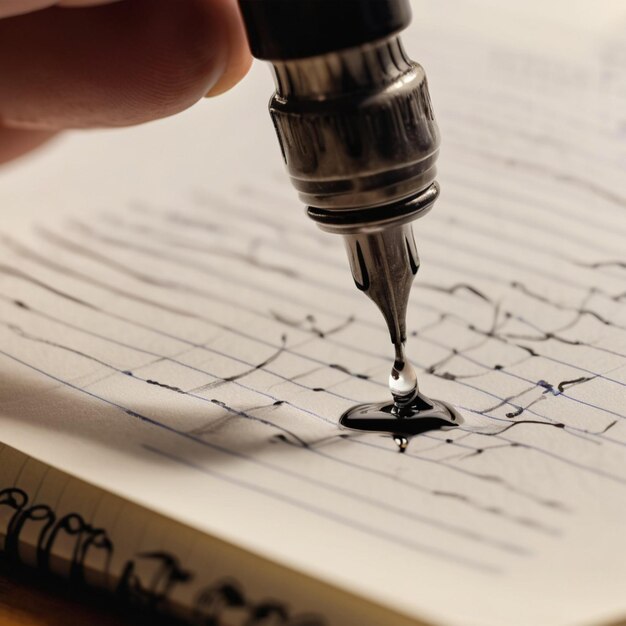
0, 2, 625, 625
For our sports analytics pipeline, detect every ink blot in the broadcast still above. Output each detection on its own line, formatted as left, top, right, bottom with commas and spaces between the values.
341, 343, 460, 451
340, 391, 461, 452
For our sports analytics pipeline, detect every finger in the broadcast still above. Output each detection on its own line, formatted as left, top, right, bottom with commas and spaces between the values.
203, 0, 252, 97
0, 0, 252, 130
0, 126, 57, 165
0, 0, 118, 18
57, 1, 122, 6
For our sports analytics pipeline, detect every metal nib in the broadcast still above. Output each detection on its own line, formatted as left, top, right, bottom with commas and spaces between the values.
343, 223, 419, 347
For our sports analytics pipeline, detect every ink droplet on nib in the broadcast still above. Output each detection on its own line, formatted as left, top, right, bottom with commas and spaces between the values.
393, 435, 409, 453
389, 342, 418, 409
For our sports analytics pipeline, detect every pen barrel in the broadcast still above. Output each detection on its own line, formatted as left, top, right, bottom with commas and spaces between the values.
270, 37, 439, 218
239, 0, 440, 232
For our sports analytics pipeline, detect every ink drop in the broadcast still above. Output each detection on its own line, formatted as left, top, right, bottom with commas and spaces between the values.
389, 342, 418, 408
340, 343, 461, 452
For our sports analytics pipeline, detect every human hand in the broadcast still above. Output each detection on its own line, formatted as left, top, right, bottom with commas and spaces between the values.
0, 0, 252, 164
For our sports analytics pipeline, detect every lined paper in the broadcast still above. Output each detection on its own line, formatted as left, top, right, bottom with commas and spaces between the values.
0, 2, 625, 625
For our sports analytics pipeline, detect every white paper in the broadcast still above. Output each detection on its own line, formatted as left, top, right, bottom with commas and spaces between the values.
0, 2, 625, 625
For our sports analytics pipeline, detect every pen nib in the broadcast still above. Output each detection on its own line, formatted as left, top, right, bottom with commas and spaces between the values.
343, 223, 419, 348
339, 221, 461, 451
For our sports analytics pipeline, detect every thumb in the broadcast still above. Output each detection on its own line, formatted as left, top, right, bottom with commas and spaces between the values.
0, 0, 252, 130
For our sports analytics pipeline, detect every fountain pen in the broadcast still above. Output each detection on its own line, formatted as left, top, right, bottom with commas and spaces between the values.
238, 0, 440, 365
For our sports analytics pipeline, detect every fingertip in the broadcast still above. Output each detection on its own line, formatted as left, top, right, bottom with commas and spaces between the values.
204, 0, 253, 97
0, 126, 57, 165
99, 0, 238, 124
0, 0, 252, 129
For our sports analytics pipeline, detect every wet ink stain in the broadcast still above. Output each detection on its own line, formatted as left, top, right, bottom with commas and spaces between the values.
340, 393, 462, 453
341, 344, 462, 452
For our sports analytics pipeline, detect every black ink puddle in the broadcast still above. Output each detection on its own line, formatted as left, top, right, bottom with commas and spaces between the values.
340, 391, 462, 452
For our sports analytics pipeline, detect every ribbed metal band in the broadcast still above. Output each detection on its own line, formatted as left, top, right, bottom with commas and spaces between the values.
307, 183, 439, 233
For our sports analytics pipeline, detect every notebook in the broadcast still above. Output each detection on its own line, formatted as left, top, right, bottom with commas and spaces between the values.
1, 2, 625, 625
